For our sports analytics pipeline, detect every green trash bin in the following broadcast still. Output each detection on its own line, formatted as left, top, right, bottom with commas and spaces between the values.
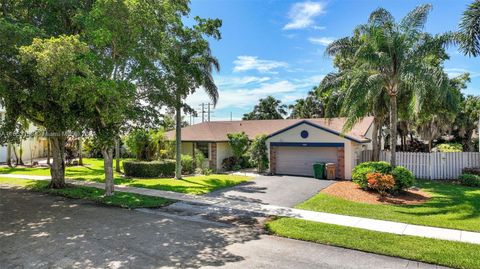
313, 163, 326, 179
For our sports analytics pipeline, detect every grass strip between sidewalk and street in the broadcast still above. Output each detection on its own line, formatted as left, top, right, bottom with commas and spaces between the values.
267, 217, 480, 269
0, 177, 173, 209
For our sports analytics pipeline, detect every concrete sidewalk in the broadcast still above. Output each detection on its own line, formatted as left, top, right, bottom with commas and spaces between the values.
2, 173, 480, 245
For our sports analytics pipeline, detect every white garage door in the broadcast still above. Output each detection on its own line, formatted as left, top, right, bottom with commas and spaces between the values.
275, 146, 338, 177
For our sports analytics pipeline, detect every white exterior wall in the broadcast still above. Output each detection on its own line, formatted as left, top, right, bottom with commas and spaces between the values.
265, 123, 368, 179
216, 142, 233, 171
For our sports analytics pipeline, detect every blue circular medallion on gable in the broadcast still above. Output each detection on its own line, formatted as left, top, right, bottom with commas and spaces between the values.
300, 130, 309, 139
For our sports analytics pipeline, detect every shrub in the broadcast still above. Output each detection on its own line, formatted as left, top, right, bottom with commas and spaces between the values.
123, 160, 175, 178
391, 166, 415, 191
222, 156, 237, 171
366, 172, 395, 196
463, 167, 480, 176
437, 143, 463, 152
353, 162, 414, 192
195, 151, 206, 168
352, 161, 392, 189
249, 134, 269, 172
82, 137, 102, 158
124, 129, 153, 161
459, 173, 480, 187
181, 154, 194, 174
227, 132, 249, 158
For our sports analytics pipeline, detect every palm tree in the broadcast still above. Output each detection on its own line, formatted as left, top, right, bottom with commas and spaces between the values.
164, 25, 220, 180
242, 96, 287, 120
459, 0, 480, 56
324, 4, 450, 166
289, 91, 324, 119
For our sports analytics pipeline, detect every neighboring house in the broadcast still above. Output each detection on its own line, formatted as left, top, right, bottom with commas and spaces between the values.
165, 117, 374, 179
0, 106, 48, 164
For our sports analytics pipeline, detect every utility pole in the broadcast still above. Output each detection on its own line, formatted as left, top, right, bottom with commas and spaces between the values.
230, 112, 232, 121
201, 103, 205, 123
207, 102, 211, 122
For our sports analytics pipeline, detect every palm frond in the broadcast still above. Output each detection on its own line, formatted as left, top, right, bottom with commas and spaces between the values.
459, 0, 480, 56
400, 4, 432, 33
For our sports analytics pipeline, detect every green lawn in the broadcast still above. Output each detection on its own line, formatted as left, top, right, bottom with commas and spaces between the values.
295, 180, 480, 232
0, 177, 172, 208
267, 218, 480, 269
0, 158, 252, 195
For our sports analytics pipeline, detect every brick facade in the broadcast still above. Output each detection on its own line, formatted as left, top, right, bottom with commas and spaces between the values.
337, 147, 345, 179
269, 146, 277, 174
209, 142, 217, 170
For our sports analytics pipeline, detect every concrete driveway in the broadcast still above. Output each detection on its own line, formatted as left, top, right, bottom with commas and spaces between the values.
0, 188, 446, 269
207, 175, 335, 207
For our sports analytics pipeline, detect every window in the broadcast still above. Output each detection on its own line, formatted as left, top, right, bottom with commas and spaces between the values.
196, 142, 209, 159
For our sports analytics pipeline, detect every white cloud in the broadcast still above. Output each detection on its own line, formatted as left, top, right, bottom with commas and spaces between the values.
186, 80, 299, 110
445, 68, 478, 78
312, 25, 326, 30
233, 56, 288, 73
283, 1, 326, 30
215, 76, 271, 87
308, 37, 335, 46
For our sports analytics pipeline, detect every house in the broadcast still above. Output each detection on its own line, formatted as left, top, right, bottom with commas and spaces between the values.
0, 106, 48, 164
165, 117, 374, 179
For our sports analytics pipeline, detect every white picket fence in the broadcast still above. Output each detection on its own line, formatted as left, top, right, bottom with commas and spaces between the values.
357, 150, 480, 180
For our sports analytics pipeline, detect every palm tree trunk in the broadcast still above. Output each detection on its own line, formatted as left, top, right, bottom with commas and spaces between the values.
175, 102, 182, 180
49, 135, 66, 188
115, 137, 121, 173
371, 117, 380, 161
102, 146, 115, 196
6, 143, 11, 167
389, 93, 397, 167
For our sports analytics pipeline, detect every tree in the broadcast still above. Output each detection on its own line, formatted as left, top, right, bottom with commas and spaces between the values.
454, 95, 480, 151
4, 35, 91, 188
0, 1, 94, 188
459, 0, 480, 56
289, 91, 324, 119
227, 132, 249, 162
249, 135, 268, 172
325, 5, 450, 166
243, 96, 287, 120
156, 17, 222, 180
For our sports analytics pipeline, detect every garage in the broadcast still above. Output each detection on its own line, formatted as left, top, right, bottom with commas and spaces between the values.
275, 146, 338, 177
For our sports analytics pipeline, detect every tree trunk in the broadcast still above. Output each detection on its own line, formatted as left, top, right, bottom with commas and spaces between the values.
47, 139, 51, 165
115, 137, 121, 173
6, 143, 11, 167
371, 117, 380, 161
18, 145, 24, 165
78, 137, 83, 165
389, 93, 397, 167
175, 103, 182, 180
102, 147, 115, 196
428, 139, 433, 152
49, 135, 66, 188
12, 145, 19, 165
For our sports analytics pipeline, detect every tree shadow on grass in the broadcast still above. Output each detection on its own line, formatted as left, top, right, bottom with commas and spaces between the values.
391, 180, 480, 221
0, 188, 261, 268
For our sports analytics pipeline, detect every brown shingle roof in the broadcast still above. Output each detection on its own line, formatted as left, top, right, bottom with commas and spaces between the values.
165, 117, 374, 143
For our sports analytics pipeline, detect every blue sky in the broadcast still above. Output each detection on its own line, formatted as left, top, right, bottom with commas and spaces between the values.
186, 0, 479, 122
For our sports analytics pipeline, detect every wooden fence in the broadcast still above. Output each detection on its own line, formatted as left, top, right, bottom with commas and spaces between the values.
356, 150, 480, 179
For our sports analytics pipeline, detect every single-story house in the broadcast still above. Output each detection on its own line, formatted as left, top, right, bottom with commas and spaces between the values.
165, 117, 374, 179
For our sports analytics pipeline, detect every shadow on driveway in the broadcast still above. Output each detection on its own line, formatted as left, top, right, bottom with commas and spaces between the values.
0, 188, 260, 268
207, 175, 336, 207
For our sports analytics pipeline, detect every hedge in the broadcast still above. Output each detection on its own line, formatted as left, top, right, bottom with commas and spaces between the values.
458, 173, 480, 187
123, 160, 175, 178
462, 167, 480, 176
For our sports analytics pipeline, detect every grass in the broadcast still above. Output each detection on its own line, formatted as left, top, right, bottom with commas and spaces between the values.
0, 177, 173, 209
0, 158, 252, 195
267, 218, 480, 269
295, 180, 480, 232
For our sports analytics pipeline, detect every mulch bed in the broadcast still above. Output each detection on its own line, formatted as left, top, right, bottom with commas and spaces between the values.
321, 181, 430, 205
